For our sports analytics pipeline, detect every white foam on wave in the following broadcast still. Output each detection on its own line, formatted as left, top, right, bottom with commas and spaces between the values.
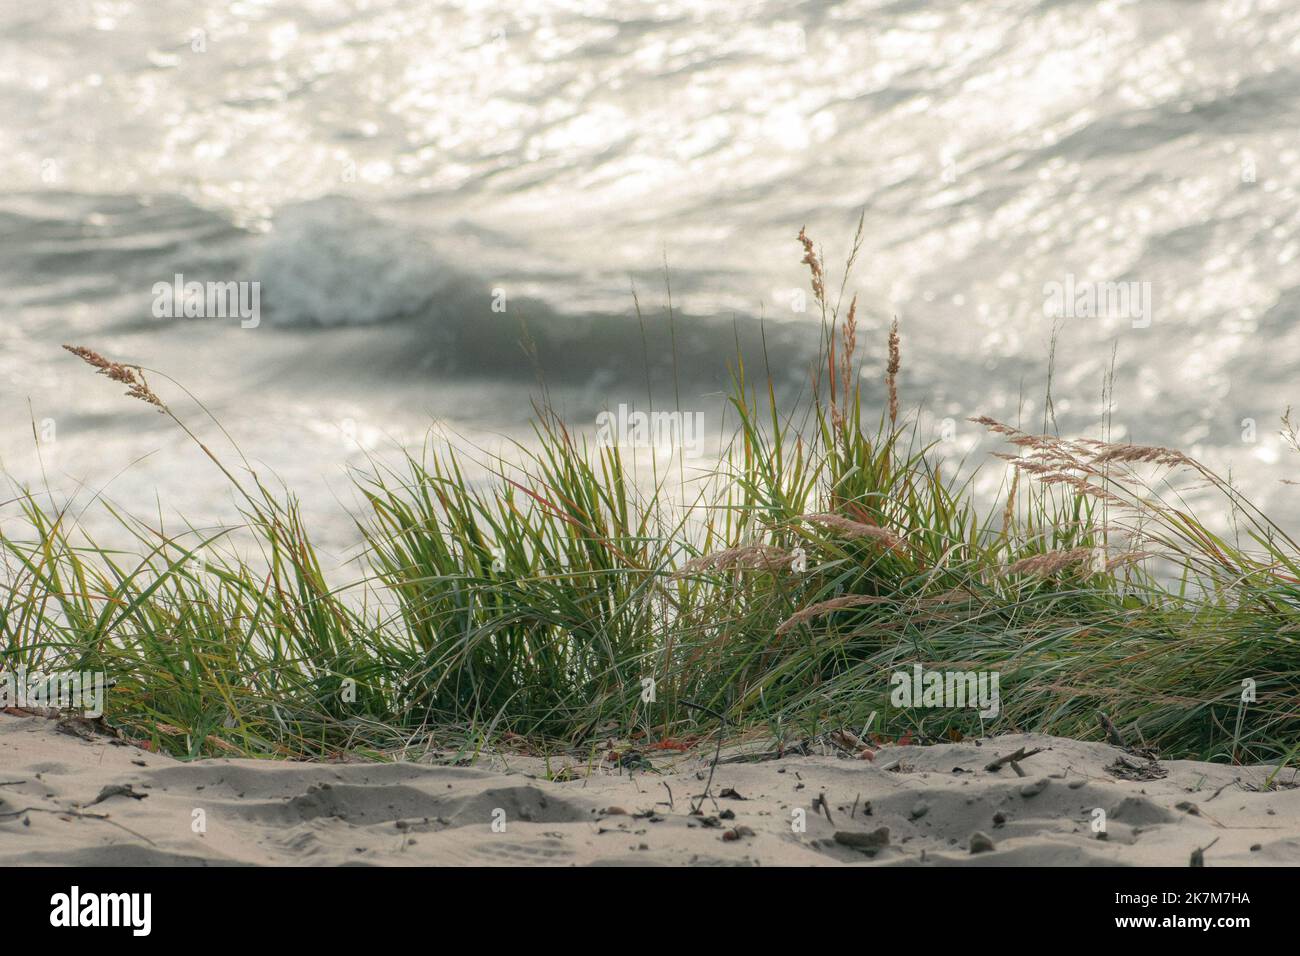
252, 199, 459, 327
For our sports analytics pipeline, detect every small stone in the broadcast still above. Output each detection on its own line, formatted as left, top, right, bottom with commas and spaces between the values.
969, 831, 995, 854
1019, 778, 1049, 798
833, 827, 891, 854
909, 800, 930, 820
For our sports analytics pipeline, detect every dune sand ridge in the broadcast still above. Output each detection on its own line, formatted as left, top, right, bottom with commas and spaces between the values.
2, 713, 1297, 866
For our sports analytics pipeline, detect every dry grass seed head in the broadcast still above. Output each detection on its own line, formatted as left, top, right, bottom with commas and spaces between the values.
776, 594, 891, 636
797, 226, 825, 306
886, 317, 900, 426
63, 344, 166, 411
804, 512, 902, 549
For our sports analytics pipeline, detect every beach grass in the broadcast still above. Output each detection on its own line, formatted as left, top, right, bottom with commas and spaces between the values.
3, 231, 1299, 770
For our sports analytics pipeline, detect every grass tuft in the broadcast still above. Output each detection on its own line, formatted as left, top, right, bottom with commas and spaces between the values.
2, 232, 1297, 769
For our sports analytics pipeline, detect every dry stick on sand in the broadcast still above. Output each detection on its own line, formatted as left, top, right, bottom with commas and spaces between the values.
813, 792, 834, 826
0, 805, 158, 846
1189, 837, 1220, 867
681, 699, 726, 815
1098, 711, 1128, 748
984, 747, 1045, 772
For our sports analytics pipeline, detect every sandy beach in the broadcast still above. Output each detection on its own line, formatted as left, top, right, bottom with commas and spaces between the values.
2, 712, 1296, 867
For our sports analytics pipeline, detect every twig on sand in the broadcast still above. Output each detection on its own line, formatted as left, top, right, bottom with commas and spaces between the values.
812, 791, 834, 826
984, 747, 1044, 772
716, 739, 812, 764
1189, 837, 1219, 867
0, 805, 157, 846
682, 699, 726, 815
1098, 711, 1127, 748
86, 784, 148, 807
1204, 778, 1238, 803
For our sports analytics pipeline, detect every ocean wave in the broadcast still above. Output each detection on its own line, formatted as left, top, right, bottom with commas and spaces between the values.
253, 198, 453, 327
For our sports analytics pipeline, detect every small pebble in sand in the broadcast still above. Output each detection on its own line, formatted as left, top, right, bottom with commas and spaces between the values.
833, 826, 890, 853
909, 800, 929, 820
992, 811, 1007, 828
722, 826, 755, 842
1019, 779, 1049, 798
969, 832, 995, 854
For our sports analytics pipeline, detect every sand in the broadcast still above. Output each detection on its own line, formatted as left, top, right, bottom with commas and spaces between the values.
1, 712, 1297, 866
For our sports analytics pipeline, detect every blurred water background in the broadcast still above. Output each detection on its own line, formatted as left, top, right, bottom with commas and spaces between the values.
3, 0, 1300, 557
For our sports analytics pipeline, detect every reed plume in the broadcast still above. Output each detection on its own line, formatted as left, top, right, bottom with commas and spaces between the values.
804, 512, 902, 549
776, 594, 890, 636
675, 544, 791, 577
797, 225, 825, 307
1002, 466, 1019, 532
1001, 548, 1149, 577
1001, 548, 1095, 576
63, 344, 165, 411
886, 317, 900, 427
1091, 443, 1192, 467
973, 416, 1193, 484
838, 294, 858, 425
